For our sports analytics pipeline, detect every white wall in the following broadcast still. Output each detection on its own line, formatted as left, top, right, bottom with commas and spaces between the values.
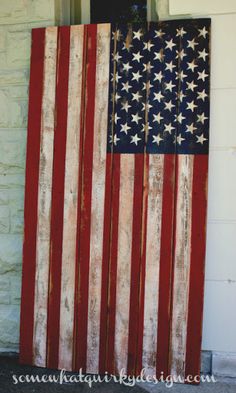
165, 0, 236, 353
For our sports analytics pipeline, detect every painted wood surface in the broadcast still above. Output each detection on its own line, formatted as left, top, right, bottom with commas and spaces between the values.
20, 21, 210, 383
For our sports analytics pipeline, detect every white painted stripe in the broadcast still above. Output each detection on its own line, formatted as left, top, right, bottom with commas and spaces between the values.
58, 25, 84, 371
114, 155, 135, 374
142, 154, 164, 377
33, 27, 58, 367
86, 24, 111, 374
170, 154, 194, 378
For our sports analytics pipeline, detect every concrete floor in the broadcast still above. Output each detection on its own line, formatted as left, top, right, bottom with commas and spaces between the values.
0, 357, 235, 393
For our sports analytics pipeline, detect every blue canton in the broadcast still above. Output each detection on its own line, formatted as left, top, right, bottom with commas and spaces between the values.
107, 19, 210, 154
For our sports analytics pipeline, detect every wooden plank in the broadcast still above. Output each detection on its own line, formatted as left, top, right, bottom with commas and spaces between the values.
47, 25, 70, 370
170, 155, 194, 378
114, 154, 135, 375
19, 28, 45, 366
142, 154, 164, 378
127, 154, 145, 376
58, 25, 84, 371
156, 154, 176, 378
86, 23, 111, 374
185, 155, 208, 380
75, 24, 97, 371
33, 27, 58, 367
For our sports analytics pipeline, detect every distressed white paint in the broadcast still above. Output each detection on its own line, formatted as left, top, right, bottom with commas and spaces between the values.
86, 24, 111, 374
142, 154, 164, 377
170, 155, 194, 378
33, 27, 58, 367
114, 155, 134, 374
58, 25, 84, 371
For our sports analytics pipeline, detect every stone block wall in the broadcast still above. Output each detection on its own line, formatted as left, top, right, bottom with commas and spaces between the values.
0, 0, 56, 352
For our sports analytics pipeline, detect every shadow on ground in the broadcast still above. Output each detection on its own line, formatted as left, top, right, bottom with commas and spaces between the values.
0, 356, 236, 393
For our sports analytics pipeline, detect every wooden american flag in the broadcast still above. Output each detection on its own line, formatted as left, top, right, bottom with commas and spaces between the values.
20, 20, 210, 381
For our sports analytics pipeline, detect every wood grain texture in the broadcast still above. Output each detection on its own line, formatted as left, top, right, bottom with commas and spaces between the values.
114, 154, 135, 375
33, 27, 57, 368
142, 154, 164, 378
47, 26, 71, 370
58, 25, 84, 371
170, 155, 194, 378
20, 28, 45, 366
86, 24, 111, 374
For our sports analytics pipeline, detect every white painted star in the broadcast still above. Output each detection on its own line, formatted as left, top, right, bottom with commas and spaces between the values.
112, 29, 122, 41
114, 113, 120, 124
197, 113, 208, 124
186, 81, 197, 91
133, 29, 143, 40
176, 27, 187, 37
131, 133, 142, 145
141, 122, 152, 133
123, 62, 132, 72
152, 134, 163, 145
196, 134, 208, 144
115, 92, 121, 102
198, 70, 209, 81
187, 60, 198, 72
132, 71, 142, 82
154, 71, 163, 82
143, 62, 154, 72
165, 61, 176, 72
113, 52, 122, 62
121, 81, 132, 93
153, 91, 164, 102
176, 70, 187, 81
187, 38, 198, 50
154, 50, 165, 61
176, 134, 185, 145
110, 133, 120, 145
164, 123, 175, 134
197, 89, 208, 101
175, 113, 186, 124
142, 81, 153, 91
176, 90, 186, 102
132, 91, 142, 102
122, 41, 133, 51
165, 80, 176, 92
198, 48, 208, 61
121, 101, 131, 112
164, 100, 175, 111
132, 51, 144, 63
165, 39, 176, 50
142, 102, 153, 111
198, 26, 208, 39
176, 49, 187, 60
144, 41, 154, 51
186, 100, 197, 112
153, 112, 164, 123
120, 123, 131, 134
131, 113, 142, 124
155, 29, 165, 38
186, 123, 197, 134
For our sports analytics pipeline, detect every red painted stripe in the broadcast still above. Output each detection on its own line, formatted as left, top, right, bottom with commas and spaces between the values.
127, 153, 145, 376
156, 154, 176, 378
46, 26, 70, 369
185, 155, 208, 382
104, 154, 120, 374
136, 154, 149, 375
75, 24, 97, 371
99, 153, 113, 374
73, 26, 87, 371
19, 28, 45, 365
